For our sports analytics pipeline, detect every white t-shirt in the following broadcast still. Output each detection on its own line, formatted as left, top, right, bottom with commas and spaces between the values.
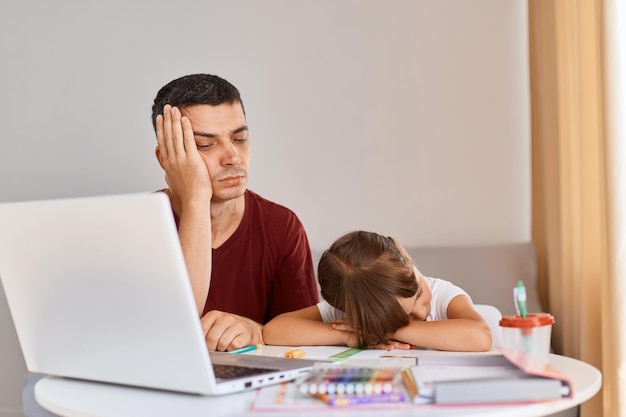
317, 276, 469, 322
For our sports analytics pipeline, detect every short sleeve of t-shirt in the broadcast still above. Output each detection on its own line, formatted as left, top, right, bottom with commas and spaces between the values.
426, 276, 470, 321
317, 300, 345, 323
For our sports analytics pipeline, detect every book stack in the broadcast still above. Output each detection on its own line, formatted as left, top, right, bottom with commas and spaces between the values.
296, 363, 406, 407
402, 347, 573, 405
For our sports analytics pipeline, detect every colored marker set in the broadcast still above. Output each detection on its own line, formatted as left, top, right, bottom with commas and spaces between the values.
296, 364, 405, 407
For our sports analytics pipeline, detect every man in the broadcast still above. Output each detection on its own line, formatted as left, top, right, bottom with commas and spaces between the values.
151, 74, 319, 351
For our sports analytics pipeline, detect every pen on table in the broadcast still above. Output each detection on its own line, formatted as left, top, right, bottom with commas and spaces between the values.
514, 280, 528, 318
401, 368, 419, 398
229, 344, 261, 354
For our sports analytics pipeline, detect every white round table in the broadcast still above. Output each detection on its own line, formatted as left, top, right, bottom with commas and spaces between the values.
35, 353, 601, 417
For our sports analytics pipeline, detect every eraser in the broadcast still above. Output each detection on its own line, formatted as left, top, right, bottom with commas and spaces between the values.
284, 349, 306, 358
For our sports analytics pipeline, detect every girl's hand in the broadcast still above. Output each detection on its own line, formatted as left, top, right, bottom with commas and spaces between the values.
369, 340, 414, 350
330, 320, 360, 347
331, 320, 414, 350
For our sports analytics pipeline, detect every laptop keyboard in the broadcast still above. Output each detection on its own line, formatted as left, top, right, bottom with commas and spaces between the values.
213, 364, 280, 380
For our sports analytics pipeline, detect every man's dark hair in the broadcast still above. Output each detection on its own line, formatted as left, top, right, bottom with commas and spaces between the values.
151, 73, 245, 131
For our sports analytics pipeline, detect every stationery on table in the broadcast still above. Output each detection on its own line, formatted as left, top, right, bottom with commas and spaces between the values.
402, 346, 573, 405
229, 344, 262, 354
327, 347, 366, 361
314, 392, 405, 407
250, 381, 412, 412
284, 348, 307, 358
296, 362, 405, 407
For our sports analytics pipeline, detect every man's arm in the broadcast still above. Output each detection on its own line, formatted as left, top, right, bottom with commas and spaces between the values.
156, 105, 212, 315
176, 201, 212, 316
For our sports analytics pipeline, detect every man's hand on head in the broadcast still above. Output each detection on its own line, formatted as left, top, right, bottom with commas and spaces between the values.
201, 310, 264, 351
156, 104, 212, 204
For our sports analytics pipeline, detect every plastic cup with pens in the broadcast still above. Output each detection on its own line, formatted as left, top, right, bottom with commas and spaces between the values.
499, 280, 555, 362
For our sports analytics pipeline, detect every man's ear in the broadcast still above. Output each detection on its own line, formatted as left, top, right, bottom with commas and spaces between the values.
155, 146, 166, 170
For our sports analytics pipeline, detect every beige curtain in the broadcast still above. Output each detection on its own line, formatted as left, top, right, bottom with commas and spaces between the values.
529, 0, 626, 417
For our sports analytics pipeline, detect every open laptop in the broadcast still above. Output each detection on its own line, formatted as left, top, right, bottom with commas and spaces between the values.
0, 192, 315, 395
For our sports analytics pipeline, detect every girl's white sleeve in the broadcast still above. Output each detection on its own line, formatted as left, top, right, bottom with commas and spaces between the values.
426, 276, 471, 321
317, 300, 345, 322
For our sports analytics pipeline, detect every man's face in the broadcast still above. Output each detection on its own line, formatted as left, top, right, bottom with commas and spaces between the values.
180, 103, 250, 203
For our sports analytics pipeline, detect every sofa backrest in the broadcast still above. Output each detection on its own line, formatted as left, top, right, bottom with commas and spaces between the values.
404, 242, 540, 317
311, 242, 541, 318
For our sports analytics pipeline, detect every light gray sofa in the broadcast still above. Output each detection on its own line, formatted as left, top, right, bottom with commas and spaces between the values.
23, 241, 576, 417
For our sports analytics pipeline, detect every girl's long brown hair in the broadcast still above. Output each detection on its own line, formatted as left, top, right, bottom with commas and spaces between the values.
318, 231, 419, 347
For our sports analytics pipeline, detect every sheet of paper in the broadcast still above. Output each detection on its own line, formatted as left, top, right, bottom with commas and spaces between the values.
381, 348, 502, 359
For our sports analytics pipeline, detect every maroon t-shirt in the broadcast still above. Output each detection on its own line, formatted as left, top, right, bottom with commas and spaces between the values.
196, 190, 318, 323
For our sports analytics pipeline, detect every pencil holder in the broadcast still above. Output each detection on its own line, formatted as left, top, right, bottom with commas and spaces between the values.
499, 313, 555, 362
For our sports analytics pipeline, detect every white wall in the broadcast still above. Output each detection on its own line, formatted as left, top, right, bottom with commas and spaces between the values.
0, 1, 529, 415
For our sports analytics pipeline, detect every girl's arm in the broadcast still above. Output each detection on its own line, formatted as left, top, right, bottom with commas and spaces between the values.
391, 295, 493, 352
263, 306, 354, 346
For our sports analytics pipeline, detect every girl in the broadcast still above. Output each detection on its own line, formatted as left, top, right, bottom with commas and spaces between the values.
263, 231, 492, 351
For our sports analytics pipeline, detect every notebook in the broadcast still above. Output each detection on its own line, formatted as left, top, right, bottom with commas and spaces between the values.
0, 192, 315, 395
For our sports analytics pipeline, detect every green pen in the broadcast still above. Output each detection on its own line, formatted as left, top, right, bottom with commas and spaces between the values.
514, 280, 528, 318
229, 344, 261, 354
